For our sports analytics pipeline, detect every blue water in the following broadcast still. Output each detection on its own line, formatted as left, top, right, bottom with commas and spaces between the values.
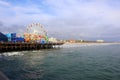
0, 44, 120, 80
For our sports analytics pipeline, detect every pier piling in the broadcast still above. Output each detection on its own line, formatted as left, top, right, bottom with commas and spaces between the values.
0, 42, 64, 52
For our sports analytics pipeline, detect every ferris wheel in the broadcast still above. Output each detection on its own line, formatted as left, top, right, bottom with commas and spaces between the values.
26, 23, 47, 36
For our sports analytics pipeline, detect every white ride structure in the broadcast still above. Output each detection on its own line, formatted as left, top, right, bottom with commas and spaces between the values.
24, 23, 48, 43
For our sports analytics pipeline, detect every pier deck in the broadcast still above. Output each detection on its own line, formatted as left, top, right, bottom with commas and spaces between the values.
0, 42, 64, 52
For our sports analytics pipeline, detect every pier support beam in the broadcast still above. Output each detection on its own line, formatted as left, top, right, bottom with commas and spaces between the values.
0, 42, 64, 52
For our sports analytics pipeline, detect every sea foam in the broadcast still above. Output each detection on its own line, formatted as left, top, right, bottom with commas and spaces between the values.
0, 52, 24, 57
61, 43, 116, 48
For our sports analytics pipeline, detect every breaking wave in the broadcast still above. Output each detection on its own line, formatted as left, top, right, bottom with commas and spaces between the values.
0, 52, 24, 57
61, 43, 117, 48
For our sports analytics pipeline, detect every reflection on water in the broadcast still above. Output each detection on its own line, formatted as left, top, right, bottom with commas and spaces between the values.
0, 50, 47, 80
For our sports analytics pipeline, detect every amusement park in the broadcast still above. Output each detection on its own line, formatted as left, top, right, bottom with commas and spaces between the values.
1, 23, 56, 43
0, 23, 64, 52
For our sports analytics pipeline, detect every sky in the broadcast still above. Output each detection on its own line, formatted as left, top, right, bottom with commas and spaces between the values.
0, 0, 120, 41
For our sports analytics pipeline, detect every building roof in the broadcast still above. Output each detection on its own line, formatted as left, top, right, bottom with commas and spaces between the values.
0, 32, 8, 42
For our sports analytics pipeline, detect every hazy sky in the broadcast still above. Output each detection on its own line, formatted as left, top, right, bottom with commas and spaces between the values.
0, 0, 120, 41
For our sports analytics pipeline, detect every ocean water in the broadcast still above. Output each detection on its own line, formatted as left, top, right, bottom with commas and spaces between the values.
0, 43, 120, 80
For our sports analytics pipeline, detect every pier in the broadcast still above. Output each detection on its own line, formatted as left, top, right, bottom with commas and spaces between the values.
0, 23, 65, 53
0, 42, 64, 52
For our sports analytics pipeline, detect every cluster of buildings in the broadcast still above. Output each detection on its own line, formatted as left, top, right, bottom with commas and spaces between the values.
0, 32, 60, 43
60, 39, 104, 43
0, 32, 104, 43
0, 32, 25, 42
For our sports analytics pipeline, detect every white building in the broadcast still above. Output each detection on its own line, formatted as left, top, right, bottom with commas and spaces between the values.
96, 40, 104, 42
48, 37, 57, 42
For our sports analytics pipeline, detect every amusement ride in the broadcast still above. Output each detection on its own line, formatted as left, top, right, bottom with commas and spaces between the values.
24, 23, 48, 43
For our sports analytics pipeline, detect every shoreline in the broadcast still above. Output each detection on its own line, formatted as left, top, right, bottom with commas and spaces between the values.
64, 42, 120, 44
60, 42, 120, 48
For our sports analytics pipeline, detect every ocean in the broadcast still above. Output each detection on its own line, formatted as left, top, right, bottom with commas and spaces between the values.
0, 43, 120, 80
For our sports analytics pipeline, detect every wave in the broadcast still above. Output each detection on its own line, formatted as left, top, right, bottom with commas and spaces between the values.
0, 52, 24, 57
61, 43, 116, 48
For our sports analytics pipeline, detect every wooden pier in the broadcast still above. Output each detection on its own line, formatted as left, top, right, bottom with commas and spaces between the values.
0, 42, 64, 52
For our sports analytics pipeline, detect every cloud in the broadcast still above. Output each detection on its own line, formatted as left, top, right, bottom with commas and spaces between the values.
0, 0, 10, 6
42, 0, 120, 40
0, 0, 120, 41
